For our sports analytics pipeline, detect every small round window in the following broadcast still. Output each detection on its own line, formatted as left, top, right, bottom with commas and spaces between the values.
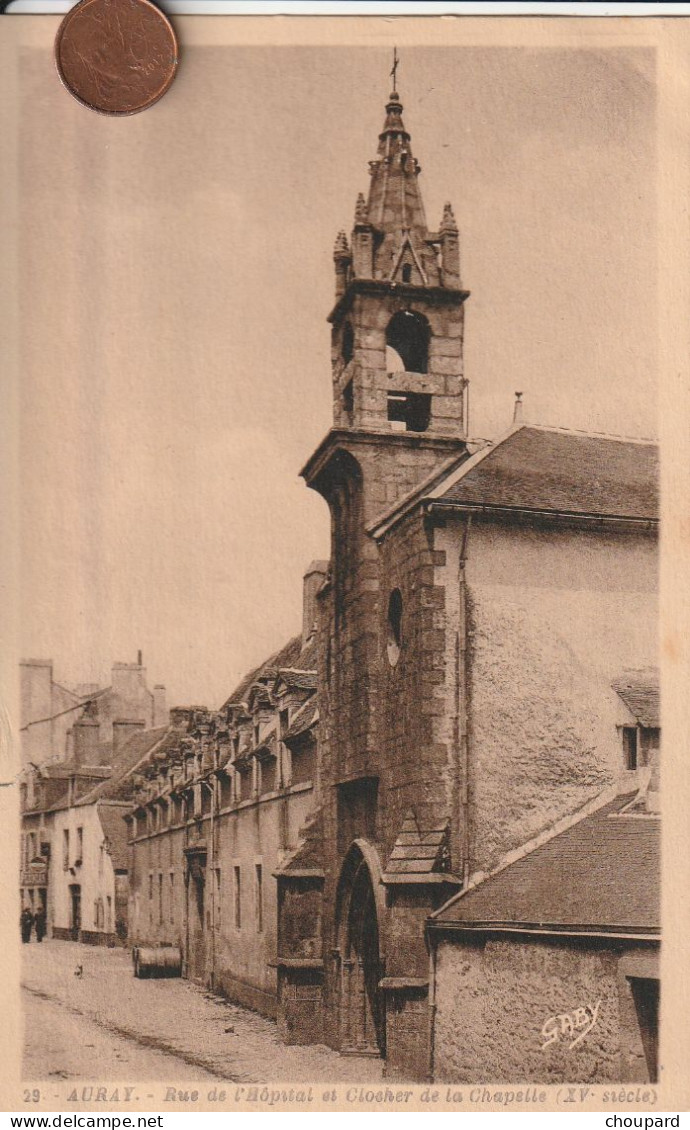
386, 588, 403, 667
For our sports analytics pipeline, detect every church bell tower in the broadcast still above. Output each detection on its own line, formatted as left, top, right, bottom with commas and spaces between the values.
292, 74, 472, 1067
328, 85, 468, 466
303, 82, 469, 521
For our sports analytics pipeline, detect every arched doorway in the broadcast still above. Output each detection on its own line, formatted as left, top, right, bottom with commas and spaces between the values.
335, 841, 385, 1057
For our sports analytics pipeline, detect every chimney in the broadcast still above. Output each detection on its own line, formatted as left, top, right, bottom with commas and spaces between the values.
20, 660, 53, 767
73, 715, 100, 767
113, 718, 145, 758
153, 685, 167, 727
302, 561, 329, 647
111, 660, 145, 717
513, 392, 523, 425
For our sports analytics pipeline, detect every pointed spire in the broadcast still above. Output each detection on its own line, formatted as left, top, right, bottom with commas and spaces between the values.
333, 230, 350, 260
440, 202, 458, 233
356, 77, 433, 287
354, 193, 368, 225
379, 90, 410, 143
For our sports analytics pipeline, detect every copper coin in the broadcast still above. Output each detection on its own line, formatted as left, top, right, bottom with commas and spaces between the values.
55, 0, 178, 116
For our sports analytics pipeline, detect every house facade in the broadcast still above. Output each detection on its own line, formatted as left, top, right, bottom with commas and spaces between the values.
126, 564, 325, 1016
20, 655, 167, 940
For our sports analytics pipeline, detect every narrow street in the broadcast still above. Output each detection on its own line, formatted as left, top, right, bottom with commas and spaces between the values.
22, 941, 384, 1084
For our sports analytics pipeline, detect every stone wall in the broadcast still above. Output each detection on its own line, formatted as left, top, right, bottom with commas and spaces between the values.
433, 934, 650, 1083
463, 521, 658, 872
129, 783, 314, 1016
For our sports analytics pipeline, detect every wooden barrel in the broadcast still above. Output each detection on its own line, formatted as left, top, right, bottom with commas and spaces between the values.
133, 945, 182, 978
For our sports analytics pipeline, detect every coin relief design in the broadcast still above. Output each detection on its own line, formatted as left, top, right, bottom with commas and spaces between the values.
55, 0, 178, 116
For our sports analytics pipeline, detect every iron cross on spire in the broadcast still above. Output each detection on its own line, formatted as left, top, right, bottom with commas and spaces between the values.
390, 47, 399, 90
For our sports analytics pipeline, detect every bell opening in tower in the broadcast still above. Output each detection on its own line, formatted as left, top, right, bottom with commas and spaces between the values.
387, 390, 431, 433
385, 311, 430, 375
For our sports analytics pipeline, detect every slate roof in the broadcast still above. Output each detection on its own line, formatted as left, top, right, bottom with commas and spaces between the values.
98, 803, 130, 871
429, 425, 658, 521
222, 635, 303, 710
278, 668, 318, 692
386, 811, 450, 877
612, 669, 660, 728
73, 726, 169, 806
283, 698, 318, 744
431, 794, 660, 936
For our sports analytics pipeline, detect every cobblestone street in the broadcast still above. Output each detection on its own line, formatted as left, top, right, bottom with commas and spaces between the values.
22, 941, 384, 1084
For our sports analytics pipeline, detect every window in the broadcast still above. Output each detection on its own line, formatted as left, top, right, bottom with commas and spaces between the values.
342, 321, 354, 365
401, 263, 412, 283
62, 829, 70, 870
158, 873, 164, 925
106, 896, 112, 933
215, 868, 221, 931
260, 757, 277, 795
238, 765, 252, 802
640, 727, 660, 766
76, 827, 83, 861
387, 588, 403, 667
387, 390, 431, 433
629, 978, 659, 1082
220, 773, 233, 809
234, 866, 241, 929
623, 727, 638, 771
169, 873, 175, 924
342, 379, 354, 423
291, 740, 316, 786
255, 864, 263, 933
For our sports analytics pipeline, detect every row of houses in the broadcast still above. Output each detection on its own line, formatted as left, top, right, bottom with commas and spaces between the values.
20, 81, 661, 1085
20, 657, 166, 941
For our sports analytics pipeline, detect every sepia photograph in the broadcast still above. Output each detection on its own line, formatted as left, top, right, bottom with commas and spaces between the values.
4, 12, 686, 1111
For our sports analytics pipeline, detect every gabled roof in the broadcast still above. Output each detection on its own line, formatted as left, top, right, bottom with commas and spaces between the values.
73, 726, 169, 806
283, 698, 318, 744
221, 635, 303, 711
277, 668, 317, 692
430, 793, 659, 937
612, 669, 660, 728
385, 811, 451, 879
428, 424, 658, 521
98, 803, 130, 871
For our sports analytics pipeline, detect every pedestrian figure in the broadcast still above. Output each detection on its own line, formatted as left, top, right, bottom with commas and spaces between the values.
34, 906, 46, 943
20, 906, 33, 944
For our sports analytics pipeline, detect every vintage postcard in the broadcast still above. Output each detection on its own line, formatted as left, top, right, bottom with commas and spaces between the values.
1, 12, 689, 1114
